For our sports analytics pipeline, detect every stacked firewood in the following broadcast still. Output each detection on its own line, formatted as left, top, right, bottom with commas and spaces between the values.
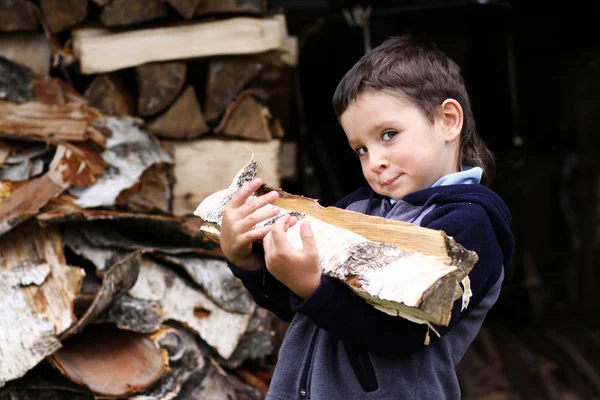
0, 1, 296, 399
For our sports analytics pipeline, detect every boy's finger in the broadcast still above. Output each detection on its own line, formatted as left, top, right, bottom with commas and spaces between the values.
270, 215, 291, 248
229, 178, 262, 208
241, 190, 279, 219
243, 224, 273, 243
300, 221, 317, 253
240, 204, 281, 231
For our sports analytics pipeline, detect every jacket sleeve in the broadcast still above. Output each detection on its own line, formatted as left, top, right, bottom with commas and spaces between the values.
227, 245, 295, 322
290, 203, 505, 357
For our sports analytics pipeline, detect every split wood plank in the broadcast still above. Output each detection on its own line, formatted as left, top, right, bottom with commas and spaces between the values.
72, 16, 287, 74
0, 223, 85, 387
84, 73, 134, 116
0, 34, 51, 77
146, 85, 209, 139
135, 61, 186, 117
100, 0, 168, 28
39, 0, 87, 33
171, 139, 280, 216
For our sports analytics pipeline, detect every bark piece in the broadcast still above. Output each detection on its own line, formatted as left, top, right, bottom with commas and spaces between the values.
38, 196, 222, 257
97, 295, 165, 334
83, 73, 134, 116
195, 0, 266, 15
60, 251, 142, 339
172, 139, 280, 216
0, 158, 44, 181
69, 116, 173, 208
204, 58, 263, 121
100, 0, 168, 28
0, 143, 106, 236
129, 257, 255, 359
131, 325, 207, 399
194, 159, 479, 327
0, 101, 105, 147
146, 85, 210, 139
136, 61, 186, 117
154, 253, 254, 314
39, 0, 87, 33
0, 223, 85, 387
116, 162, 172, 214
51, 324, 168, 397
0, 0, 40, 32
215, 91, 272, 142
167, 0, 201, 19
73, 16, 286, 74
0, 55, 33, 103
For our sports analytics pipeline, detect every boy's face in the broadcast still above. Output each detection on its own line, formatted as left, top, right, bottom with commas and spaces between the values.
340, 91, 459, 200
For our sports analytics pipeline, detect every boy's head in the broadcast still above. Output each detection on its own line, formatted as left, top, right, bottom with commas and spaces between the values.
333, 35, 495, 199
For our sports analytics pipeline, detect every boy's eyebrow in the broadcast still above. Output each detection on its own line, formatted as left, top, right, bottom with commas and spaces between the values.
369, 120, 399, 134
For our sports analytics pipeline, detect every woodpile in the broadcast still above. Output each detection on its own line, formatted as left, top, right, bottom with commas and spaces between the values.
0, 1, 296, 398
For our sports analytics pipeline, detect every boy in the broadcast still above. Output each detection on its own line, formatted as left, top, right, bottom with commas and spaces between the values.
220, 35, 514, 399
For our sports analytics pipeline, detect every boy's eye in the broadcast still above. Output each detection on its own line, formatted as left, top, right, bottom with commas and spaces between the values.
356, 146, 367, 156
382, 130, 397, 141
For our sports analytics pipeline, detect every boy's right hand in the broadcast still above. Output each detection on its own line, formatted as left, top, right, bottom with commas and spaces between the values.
220, 178, 281, 270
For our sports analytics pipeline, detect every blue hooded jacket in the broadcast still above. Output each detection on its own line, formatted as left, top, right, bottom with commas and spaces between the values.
228, 174, 514, 399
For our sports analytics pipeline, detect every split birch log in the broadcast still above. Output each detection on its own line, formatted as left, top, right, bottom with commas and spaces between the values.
167, 0, 201, 19
0, 0, 40, 32
0, 55, 34, 104
146, 85, 210, 139
214, 91, 273, 142
0, 223, 85, 387
135, 61, 186, 117
204, 58, 264, 121
194, 158, 479, 328
83, 73, 134, 116
39, 0, 87, 33
99, 0, 168, 28
72, 16, 286, 74
115, 163, 173, 214
0, 34, 51, 77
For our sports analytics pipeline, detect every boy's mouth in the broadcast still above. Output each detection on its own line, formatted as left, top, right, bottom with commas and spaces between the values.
381, 175, 401, 186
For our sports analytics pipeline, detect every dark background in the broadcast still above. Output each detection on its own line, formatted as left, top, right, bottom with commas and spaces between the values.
269, 0, 600, 332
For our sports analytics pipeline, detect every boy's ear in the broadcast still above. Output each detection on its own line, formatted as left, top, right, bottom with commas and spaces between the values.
440, 99, 463, 143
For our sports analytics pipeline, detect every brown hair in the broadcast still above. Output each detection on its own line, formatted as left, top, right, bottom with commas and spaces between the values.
332, 35, 495, 186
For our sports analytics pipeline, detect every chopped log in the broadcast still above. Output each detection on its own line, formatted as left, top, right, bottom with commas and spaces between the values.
39, 0, 87, 33
0, 34, 51, 77
0, 143, 106, 236
279, 140, 296, 181
32, 76, 88, 105
51, 324, 168, 397
60, 251, 142, 339
3, 142, 50, 165
171, 139, 280, 216
97, 295, 165, 333
0, 158, 44, 181
194, 159, 478, 327
69, 116, 172, 208
83, 73, 134, 116
146, 85, 209, 139
166, 0, 200, 19
0, 55, 34, 103
214, 91, 272, 142
90, 0, 110, 5
196, 0, 266, 16
0, 223, 85, 387
131, 325, 206, 399
0, 0, 40, 32
0, 143, 9, 166
204, 58, 263, 121
37, 196, 222, 257
0, 101, 105, 147
129, 256, 255, 359
100, 0, 168, 28
135, 61, 186, 117
236, 369, 269, 395
73, 16, 286, 74
116, 163, 172, 214
152, 253, 254, 314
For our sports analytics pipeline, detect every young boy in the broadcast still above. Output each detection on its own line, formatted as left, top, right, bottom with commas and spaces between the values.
219, 35, 514, 399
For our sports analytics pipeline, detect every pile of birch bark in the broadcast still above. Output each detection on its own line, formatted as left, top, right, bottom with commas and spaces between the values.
0, 0, 295, 398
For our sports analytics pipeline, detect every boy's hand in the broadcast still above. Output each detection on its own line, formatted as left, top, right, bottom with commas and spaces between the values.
264, 215, 321, 299
220, 178, 283, 270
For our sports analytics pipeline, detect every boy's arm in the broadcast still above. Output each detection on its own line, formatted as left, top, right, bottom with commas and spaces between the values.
288, 204, 506, 357
227, 245, 295, 322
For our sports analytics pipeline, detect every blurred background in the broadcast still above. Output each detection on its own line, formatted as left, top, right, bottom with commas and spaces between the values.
0, 0, 599, 399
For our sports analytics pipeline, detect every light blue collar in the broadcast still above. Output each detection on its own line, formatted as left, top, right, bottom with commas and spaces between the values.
389, 166, 482, 204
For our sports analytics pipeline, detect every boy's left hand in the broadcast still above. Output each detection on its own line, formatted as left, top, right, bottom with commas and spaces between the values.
263, 214, 321, 299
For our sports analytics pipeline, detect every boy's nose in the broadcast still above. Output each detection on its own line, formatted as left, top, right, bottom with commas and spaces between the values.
369, 155, 389, 172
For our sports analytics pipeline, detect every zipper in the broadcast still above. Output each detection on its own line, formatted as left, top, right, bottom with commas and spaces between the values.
299, 328, 320, 398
